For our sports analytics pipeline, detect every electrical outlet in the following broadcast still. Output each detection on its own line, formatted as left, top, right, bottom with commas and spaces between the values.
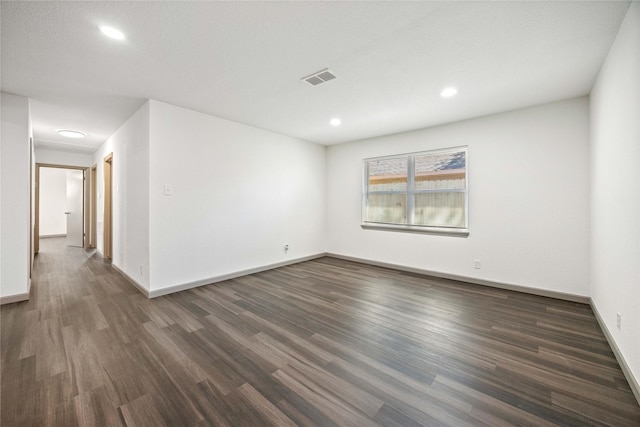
139, 265, 143, 276
284, 244, 289, 253
616, 312, 621, 330
474, 260, 481, 269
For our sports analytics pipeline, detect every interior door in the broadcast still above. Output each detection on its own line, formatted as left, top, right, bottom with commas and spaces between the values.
66, 170, 84, 247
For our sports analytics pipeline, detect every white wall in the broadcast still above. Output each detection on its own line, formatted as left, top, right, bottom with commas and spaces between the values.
590, 1, 640, 391
327, 97, 591, 297
93, 101, 150, 289
148, 100, 326, 291
39, 167, 67, 236
35, 148, 93, 168
1, 92, 32, 299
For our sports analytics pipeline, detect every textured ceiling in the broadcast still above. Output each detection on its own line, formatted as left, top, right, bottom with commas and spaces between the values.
0, 1, 631, 153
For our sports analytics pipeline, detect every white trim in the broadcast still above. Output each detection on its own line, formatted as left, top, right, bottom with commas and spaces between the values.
0, 291, 30, 305
114, 251, 589, 304
361, 222, 469, 236
590, 299, 640, 405
111, 264, 150, 298
39, 234, 67, 239
325, 253, 590, 304
110, 253, 326, 299
148, 253, 326, 298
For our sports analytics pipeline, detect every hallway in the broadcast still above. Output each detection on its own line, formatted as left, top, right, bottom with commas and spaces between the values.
2, 238, 640, 426
1, 238, 141, 425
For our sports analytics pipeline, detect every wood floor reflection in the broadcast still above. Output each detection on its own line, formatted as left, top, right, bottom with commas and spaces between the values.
2, 237, 639, 426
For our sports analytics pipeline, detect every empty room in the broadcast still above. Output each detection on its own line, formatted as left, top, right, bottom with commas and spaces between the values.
1, 1, 639, 426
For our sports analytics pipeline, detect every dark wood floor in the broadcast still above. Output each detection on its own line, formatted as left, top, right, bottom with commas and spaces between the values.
2, 238, 639, 426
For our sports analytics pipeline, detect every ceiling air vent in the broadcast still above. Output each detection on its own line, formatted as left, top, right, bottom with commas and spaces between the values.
302, 68, 337, 86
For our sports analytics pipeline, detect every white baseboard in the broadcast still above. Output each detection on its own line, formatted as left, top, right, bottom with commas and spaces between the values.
325, 253, 590, 304
0, 291, 30, 305
39, 234, 66, 239
590, 299, 640, 405
111, 264, 150, 297
114, 251, 589, 304
147, 253, 326, 298
109, 253, 326, 299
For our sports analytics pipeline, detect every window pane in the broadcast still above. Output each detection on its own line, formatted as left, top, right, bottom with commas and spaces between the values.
368, 158, 407, 191
415, 151, 465, 190
366, 193, 407, 224
414, 192, 465, 227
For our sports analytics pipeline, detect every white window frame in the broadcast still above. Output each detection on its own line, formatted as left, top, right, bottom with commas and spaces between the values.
361, 146, 469, 236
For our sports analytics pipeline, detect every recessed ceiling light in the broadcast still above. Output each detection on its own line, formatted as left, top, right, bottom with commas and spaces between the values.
440, 87, 458, 98
57, 129, 87, 139
99, 25, 125, 40
330, 118, 342, 126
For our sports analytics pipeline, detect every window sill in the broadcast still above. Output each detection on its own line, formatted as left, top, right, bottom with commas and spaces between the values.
361, 222, 469, 237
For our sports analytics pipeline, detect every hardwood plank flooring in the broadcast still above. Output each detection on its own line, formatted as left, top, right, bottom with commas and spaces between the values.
2, 238, 639, 426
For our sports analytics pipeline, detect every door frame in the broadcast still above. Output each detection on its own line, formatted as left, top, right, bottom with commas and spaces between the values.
90, 164, 97, 248
35, 163, 89, 254
30, 138, 34, 277
103, 153, 113, 260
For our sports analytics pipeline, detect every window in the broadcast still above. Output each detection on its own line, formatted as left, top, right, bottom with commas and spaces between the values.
362, 146, 468, 235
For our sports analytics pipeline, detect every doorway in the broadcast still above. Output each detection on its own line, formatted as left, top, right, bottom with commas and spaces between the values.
35, 164, 89, 253
103, 153, 113, 259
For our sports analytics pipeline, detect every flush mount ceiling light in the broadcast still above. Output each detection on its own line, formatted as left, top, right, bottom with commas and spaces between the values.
57, 129, 87, 139
330, 118, 342, 126
440, 87, 458, 98
99, 25, 125, 40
